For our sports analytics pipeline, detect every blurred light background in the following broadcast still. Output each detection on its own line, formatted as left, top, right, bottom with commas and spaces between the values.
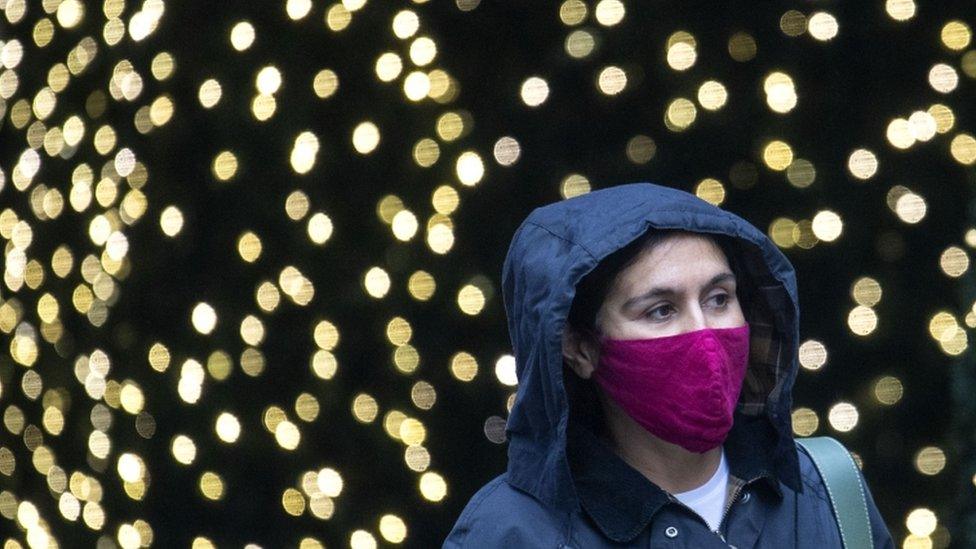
0, 0, 974, 547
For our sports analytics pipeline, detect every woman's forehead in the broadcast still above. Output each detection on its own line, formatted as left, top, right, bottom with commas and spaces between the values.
611, 234, 732, 294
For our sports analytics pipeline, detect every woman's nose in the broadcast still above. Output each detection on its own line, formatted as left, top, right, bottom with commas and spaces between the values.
683, 303, 709, 332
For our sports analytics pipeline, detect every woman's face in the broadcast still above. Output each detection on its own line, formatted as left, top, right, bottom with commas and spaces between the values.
562, 231, 747, 379
595, 232, 746, 340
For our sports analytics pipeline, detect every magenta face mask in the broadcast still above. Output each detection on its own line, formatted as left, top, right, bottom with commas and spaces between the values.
592, 324, 751, 454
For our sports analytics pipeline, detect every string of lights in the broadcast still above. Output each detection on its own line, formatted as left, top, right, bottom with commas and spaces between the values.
0, 0, 973, 547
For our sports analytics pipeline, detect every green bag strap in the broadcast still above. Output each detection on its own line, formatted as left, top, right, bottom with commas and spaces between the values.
795, 436, 873, 549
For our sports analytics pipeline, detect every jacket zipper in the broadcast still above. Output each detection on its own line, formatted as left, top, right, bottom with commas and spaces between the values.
713, 474, 765, 543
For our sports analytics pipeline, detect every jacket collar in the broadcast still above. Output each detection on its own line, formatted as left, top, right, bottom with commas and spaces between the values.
567, 411, 784, 543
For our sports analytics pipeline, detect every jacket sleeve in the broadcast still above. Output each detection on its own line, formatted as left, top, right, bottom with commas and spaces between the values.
858, 467, 896, 549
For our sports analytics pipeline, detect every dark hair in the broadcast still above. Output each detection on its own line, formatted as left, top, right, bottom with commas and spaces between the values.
563, 228, 754, 436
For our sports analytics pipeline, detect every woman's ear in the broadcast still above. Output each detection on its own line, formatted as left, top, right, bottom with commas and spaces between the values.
562, 325, 600, 379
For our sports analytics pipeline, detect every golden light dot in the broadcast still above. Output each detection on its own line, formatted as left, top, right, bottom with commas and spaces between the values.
350, 531, 377, 549
198, 79, 222, 109
626, 135, 656, 164
667, 41, 696, 71
282, 487, 306, 516
728, 32, 757, 61
411, 381, 436, 410
326, 4, 353, 31
886, 0, 916, 20
491, 136, 521, 166
117, 453, 144, 483
697, 80, 727, 110
295, 393, 320, 422
437, 112, 465, 141
594, 0, 624, 26
394, 344, 420, 374
352, 121, 381, 154
307, 212, 334, 245
811, 210, 842, 242
560, 0, 587, 25
375, 514, 408, 544
285, 190, 310, 221
409, 36, 437, 66
764, 71, 797, 113
908, 110, 937, 142
120, 383, 145, 414
256, 66, 282, 95
230, 21, 255, 51
565, 29, 596, 58
413, 137, 441, 168
940, 246, 969, 277
408, 270, 436, 301
916, 449, 946, 478
364, 267, 391, 298
313, 69, 340, 98
763, 140, 794, 170
404, 445, 431, 473
290, 131, 320, 174
557, 173, 589, 199
798, 340, 828, 370
895, 192, 927, 224
392, 10, 420, 39
694, 178, 725, 206
392, 210, 419, 241
597, 65, 627, 95
520, 76, 550, 107
456, 151, 485, 186
286, 0, 312, 20
929, 63, 959, 93
827, 402, 859, 432
200, 472, 224, 500
56, 0, 84, 29
808, 12, 839, 41
929, 311, 959, 342
791, 407, 819, 436
386, 317, 413, 346
928, 104, 955, 135
886, 117, 915, 149
906, 508, 938, 538
780, 10, 806, 37
451, 352, 478, 382
275, 420, 301, 450
403, 71, 431, 100
785, 158, 815, 188
149, 95, 175, 126
661, 97, 695, 131
215, 412, 241, 443
457, 284, 486, 315
850, 277, 882, 307
419, 471, 447, 502
238, 231, 263, 262
212, 151, 238, 181
874, 376, 904, 405
93, 125, 118, 155
191, 302, 217, 335
950, 133, 976, 165
847, 149, 878, 180
375, 52, 403, 82
148, 343, 171, 373
941, 21, 971, 50
494, 354, 518, 386
317, 467, 343, 497
847, 306, 877, 336
353, 394, 379, 423
399, 418, 427, 445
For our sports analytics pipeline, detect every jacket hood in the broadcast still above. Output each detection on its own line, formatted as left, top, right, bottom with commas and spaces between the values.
500, 182, 803, 512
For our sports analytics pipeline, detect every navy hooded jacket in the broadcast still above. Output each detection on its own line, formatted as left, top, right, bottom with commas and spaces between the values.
444, 183, 894, 548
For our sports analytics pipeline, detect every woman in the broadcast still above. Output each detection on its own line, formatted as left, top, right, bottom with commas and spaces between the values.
445, 182, 894, 547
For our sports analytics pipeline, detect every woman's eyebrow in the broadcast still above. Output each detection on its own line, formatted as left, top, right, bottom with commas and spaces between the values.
622, 272, 736, 311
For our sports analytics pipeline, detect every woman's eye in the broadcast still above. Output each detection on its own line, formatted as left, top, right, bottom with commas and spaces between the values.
710, 293, 730, 307
646, 305, 674, 320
